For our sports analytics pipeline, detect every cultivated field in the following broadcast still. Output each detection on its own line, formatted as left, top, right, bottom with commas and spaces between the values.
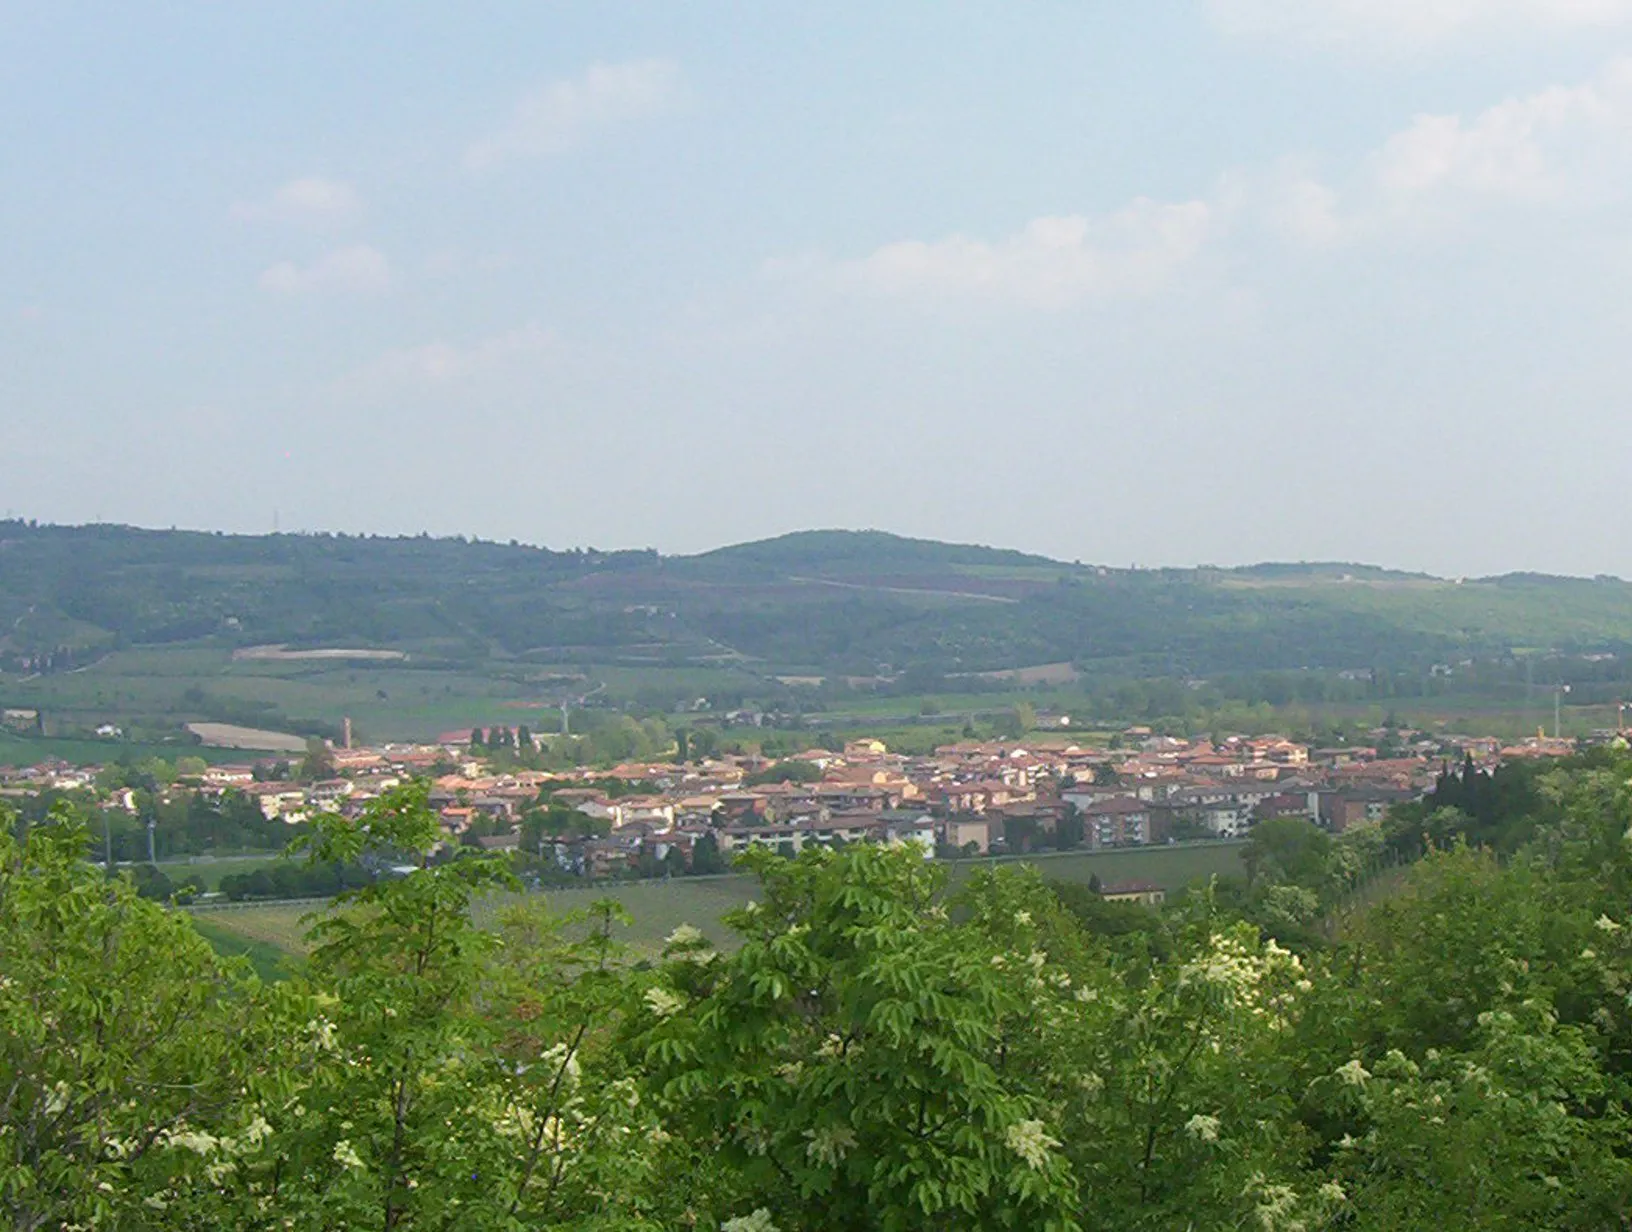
191, 901, 326, 955
232, 645, 407, 662
476, 876, 759, 956
953, 842, 1246, 891
196, 842, 1247, 964
0, 732, 248, 768
186, 722, 309, 751
189, 916, 301, 982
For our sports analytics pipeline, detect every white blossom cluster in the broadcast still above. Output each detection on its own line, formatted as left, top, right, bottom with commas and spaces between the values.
1242, 1172, 1324, 1231
1181, 931, 1307, 1023
663, 924, 719, 964
722, 1209, 780, 1232
1335, 1059, 1371, 1087
644, 986, 685, 1019
803, 1123, 857, 1166
1185, 1113, 1221, 1142
1004, 1118, 1060, 1170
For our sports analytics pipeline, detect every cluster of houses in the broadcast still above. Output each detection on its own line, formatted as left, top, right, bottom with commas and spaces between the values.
0, 727, 1584, 882
448, 730, 1570, 877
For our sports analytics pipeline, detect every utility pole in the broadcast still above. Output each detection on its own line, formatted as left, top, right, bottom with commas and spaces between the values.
146, 817, 156, 865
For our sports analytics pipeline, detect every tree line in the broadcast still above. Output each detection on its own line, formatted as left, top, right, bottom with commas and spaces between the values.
7, 753, 1632, 1228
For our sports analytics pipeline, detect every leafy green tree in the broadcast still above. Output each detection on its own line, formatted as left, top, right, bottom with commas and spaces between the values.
13, 751, 1632, 1228
299, 735, 336, 782
743, 759, 822, 786
0, 804, 275, 1230
643, 845, 1081, 1231
690, 831, 727, 874
251, 783, 687, 1228
1054, 804, 1084, 850
1243, 816, 1333, 890
1003, 814, 1040, 854
521, 801, 602, 851
1312, 1003, 1632, 1228
689, 726, 719, 760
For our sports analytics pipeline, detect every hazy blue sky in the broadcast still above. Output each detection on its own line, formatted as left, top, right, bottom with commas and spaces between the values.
4, 2, 1632, 576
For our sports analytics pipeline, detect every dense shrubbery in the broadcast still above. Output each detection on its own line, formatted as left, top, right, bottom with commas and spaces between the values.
218, 861, 375, 901
92, 783, 298, 861
7, 759, 1632, 1228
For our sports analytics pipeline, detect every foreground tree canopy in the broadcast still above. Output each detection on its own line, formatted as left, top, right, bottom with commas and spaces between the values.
7, 755, 1632, 1229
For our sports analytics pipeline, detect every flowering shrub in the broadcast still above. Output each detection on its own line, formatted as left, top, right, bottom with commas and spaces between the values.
12, 756, 1632, 1229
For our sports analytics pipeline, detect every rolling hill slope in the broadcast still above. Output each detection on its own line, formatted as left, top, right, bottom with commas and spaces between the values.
2, 521, 1630, 742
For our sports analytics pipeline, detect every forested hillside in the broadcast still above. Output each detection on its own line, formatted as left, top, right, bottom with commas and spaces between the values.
5, 520, 1631, 679
8, 754, 1632, 1228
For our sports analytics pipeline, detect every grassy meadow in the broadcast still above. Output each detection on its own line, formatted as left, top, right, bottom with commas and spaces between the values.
195, 841, 1247, 966
156, 853, 283, 891
0, 731, 251, 769
190, 901, 324, 953
189, 915, 301, 982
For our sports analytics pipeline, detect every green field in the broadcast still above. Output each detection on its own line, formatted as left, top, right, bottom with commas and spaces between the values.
476, 875, 762, 956
197, 842, 1246, 962
190, 915, 302, 982
952, 842, 1246, 893
156, 853, 283, 890
1, 646, 573, 745
0, 731, 253, 768
189, 902, 326, 956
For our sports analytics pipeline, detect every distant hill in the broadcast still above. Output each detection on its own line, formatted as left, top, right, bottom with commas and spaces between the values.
683, 529, 1065, 578
1222, 562, 1436, 582
3, 521, 1631, 686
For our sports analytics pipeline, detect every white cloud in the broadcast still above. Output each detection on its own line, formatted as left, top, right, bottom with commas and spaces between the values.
1264, 57, 1632, 242
1372, 65, 1632, 204
466, 59, 683, 169
774, 200, 1214, 308
232, 177, 361, 228
341, 323, 559, 397
1265, 176, 1345, 246
259, 246, 391, 295
1208, 0, 1632, 51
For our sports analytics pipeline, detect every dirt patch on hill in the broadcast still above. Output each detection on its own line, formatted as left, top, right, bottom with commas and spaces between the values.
232, 645, 406, 662
957, 662, 1080, 685
186, 722, 309, 752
